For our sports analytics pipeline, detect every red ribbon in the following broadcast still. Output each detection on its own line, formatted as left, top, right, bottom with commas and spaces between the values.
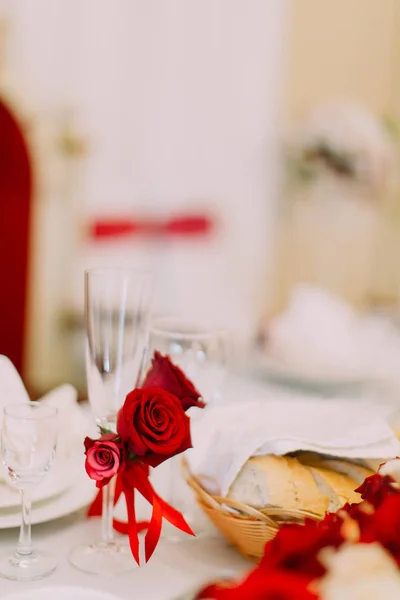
87, 462, 194, 564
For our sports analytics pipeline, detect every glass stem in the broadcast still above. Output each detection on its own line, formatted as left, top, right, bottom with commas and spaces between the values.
169, 456, 182, 510
17, 488, 33, 557
101, 477, 115, 543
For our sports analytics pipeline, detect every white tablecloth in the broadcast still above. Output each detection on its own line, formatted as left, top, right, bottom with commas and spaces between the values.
1, 373, 397, 599
0, 376, 269, 599
0, 514, 250, 599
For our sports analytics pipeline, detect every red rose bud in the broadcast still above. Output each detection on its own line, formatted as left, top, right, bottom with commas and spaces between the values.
84, 434, 122, 488
142, 351, 205, 411
117, 387, 192, 468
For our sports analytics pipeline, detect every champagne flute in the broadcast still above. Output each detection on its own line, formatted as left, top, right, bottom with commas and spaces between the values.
69, 268, 153, 576
0, 402, 58, 581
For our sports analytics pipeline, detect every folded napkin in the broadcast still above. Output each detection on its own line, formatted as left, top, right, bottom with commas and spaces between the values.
0, 355, 88, 467
0, 355, 31, 406
187, 397, 400, 496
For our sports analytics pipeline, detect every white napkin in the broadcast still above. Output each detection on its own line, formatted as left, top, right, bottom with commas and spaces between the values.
0, 355, 88, 467
0, 355, 31, 407
265, 285, 400, 380
187, 398, 400, 496
39, 384, 89, 460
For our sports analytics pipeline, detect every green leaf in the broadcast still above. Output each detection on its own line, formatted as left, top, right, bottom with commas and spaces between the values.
99, 426, 113, 436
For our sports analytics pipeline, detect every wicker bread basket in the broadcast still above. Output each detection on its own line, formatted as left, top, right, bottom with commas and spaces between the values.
182, 458, 322, 562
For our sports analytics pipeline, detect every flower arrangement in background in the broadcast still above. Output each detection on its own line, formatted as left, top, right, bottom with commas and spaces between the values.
197, 459, 400, 599
287, 101, 397, 194
84, 352, 205, 565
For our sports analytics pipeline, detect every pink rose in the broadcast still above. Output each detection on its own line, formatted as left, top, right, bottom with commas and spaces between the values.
84, 433, 122, 488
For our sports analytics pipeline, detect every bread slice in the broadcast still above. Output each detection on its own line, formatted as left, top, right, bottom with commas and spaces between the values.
296, 453, 373, 485
307, 465, 360, 511
318, 459, 373, 485
228, 454, 329, 516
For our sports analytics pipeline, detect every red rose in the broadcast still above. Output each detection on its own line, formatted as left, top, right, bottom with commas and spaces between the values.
339, 501, 374, 529
260, 518, 344, 581
359, 493, 400, 564
117, 387, 192, 467
142, 351, 205, 411
355, 473, 397, 508
196, 568, 317, 599
84, 433, 122, 488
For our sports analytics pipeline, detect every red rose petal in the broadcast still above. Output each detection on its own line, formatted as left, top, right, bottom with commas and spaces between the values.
117, 386, 193, 467
142, 352, 205, 412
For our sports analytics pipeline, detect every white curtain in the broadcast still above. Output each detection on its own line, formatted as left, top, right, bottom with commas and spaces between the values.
7, 0, 287, 386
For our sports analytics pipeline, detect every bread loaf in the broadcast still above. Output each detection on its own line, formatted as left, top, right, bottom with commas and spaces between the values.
228, 455, 329, 515
227, 453, 365, 516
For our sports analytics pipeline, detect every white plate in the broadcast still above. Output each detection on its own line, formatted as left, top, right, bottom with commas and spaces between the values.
252, 351, 367, 391
0, 455, 95, 529
4, 586, 122, 600
0, 456, 76, 510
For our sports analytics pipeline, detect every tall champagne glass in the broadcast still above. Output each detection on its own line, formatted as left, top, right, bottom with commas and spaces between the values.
69, 268, 153, 575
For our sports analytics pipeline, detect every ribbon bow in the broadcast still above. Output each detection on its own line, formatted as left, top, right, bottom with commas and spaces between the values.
88, 462, 194, 564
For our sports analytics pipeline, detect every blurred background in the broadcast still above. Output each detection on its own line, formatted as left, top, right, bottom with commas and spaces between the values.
1, 0, 400, 397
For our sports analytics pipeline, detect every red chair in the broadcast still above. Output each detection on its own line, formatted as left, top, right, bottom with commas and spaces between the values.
0, 98, 32, 375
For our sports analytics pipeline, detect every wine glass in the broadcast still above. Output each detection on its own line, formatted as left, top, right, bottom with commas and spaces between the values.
148, 316, 228, 406
147, 316, 228, 539
0, 402, 58, 581
69, 268, 153, 576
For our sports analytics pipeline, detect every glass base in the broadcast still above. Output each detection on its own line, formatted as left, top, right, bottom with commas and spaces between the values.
69, 540, 137, 576
160, 520, 205, 543
0, 549, 57, 581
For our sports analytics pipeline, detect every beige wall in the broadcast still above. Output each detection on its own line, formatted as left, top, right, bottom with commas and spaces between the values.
286, 0, 399, 120
275, 0, 400, 310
